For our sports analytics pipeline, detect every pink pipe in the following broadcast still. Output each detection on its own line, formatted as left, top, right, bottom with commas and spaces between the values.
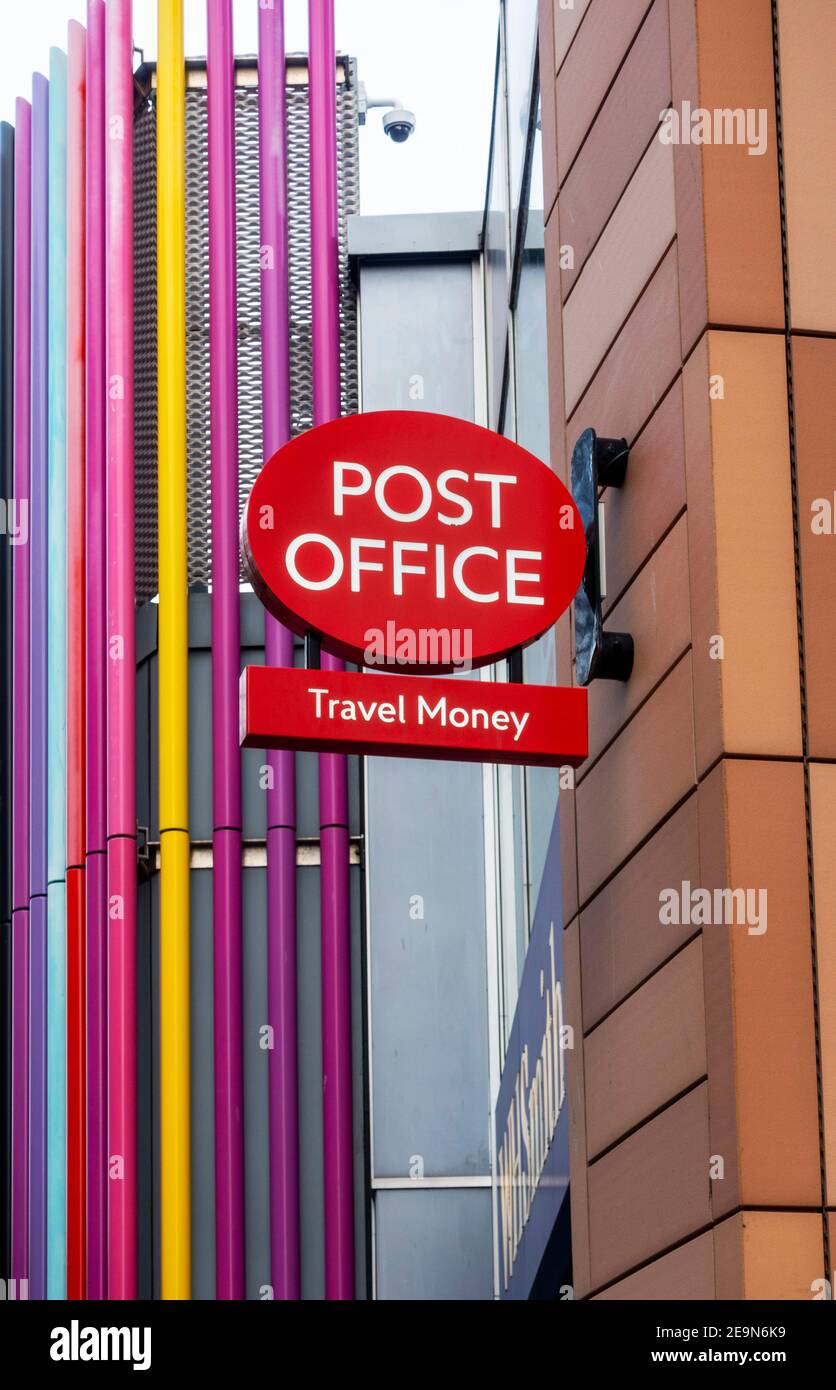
104, 0, 137, 1299
11, 95, 31, 1285
308, 0, 354, 1300
85, 0, 108, 1300
207, 0, 244, 1299
257, 0, 300, 1300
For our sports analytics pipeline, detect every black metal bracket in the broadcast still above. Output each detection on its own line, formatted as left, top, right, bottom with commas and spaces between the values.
571, 429, 634, 685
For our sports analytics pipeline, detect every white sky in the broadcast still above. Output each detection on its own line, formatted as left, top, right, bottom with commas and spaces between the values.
0, 0, 499, 215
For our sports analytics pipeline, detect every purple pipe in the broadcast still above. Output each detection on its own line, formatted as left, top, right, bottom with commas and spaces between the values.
11, 95, 31, 1285
28, 71, 49, 1301
84, 0, 107, 1299
207, 0, 244, 1299
308, 0, 354, 1300
257, 0, 300, 1301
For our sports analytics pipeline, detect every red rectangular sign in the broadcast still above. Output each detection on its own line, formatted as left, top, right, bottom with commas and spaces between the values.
240, 666, 588, 768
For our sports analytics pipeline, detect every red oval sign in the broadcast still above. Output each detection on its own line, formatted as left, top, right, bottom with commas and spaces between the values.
242, 410, 585, 673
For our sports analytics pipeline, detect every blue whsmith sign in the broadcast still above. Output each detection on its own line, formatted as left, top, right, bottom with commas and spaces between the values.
494, 810, 572, 1299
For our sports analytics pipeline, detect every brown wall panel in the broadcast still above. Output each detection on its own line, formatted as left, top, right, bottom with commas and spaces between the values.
539, 0, 558, 220
736, 1212, 825, 1300
695, 0, 784, 330
778, 0, 836, 331
793, 336, 836, 758
554, 0, 593, 72
602, 380, 686, 615
544, 212, 569, 485
585, 938, 707, 1159
668, 0, 708, 357
565, 244, 682, 475
697, 761, 741, 1221
725, 760, 821, 1207
587, 1083, 711, 1290
559, 0, 671, 299
564, 917, 592, 1298
583, 515, 691, 774
576, 652, 696, 905
556, 0, 653, 185
684, 330, 802, 774
563, 134, 676, 412
809, 763, 836, 1200
580, 792, 700, 1030
594, 1230, 715, 1300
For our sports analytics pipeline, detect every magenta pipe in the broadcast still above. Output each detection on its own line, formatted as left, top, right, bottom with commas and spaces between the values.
257, 0, 300, 1301
207, 0, 244, 1299
105, 0, 137, 1299
28, 69, 49, 1302
308, 0, 354, 1300
11, 95, 32, 1285
85, 0, 107, 1300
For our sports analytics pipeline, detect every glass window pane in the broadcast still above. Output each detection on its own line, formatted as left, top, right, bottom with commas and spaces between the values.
504, 0, 540, 238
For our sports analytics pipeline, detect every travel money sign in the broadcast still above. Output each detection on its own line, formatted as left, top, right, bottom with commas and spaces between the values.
241, 411, 589, 768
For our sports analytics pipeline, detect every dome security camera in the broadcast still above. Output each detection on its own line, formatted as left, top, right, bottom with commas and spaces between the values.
382, 108, 416, 143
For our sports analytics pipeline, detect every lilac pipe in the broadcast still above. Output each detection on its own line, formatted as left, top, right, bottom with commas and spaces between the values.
308, 0, 354, 1300
11, 95, 31, 1286
28, 71, 49, 1302
207, 0, 244, 1299
84, 0, 107, 1300
257, 0, 300, 1301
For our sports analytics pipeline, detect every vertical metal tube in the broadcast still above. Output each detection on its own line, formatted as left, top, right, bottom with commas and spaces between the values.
46, 46, 68, 1302
0, 119, 14, 1288
84, 0, 107, 1301
105, 0, 137, 1300
11, 94, 31, 1288
257, 0, 300, 1301
28, 68, 49, 1305
157, 0, 191, 1300
65, 19, 87, 1301
308, 0, 354, 1300
207, 0, 244, 1300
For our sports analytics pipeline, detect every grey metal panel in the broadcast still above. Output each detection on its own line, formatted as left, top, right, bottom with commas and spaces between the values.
358, 261, 475, 419
190, 867, 216, 1300
348, 210, 482, 260
137, 876, 154, 1300
375, 1188, 494, 1301
367, 756, 490, 1178
242, 866, 270, 1300
297, 861, 368, 1300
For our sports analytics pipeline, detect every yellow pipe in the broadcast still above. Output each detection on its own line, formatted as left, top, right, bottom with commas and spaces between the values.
156, 0, 191, 1300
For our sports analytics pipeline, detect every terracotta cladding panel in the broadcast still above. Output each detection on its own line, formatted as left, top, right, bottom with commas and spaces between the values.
585, 938, 707, 1158
809, 764, 836, 1201
778, 0, 836, 331
724, 760, 821, 1207
587, 1083, 711, 1290
793, 337, 836, 758
580, 792, 700, 1030
583, 514, 691, 774
544, 213, 569, 487
564, 917, 592, 1298
559, 0, 671, 300
539, 0, 558, 220
694, 0, 784, 329
602, 380, 687, 615
565, 243, 682, 475
556, 0, 653, 186
576, 652, 696, 905
563, 133, 676, 412
684, 331, 802, 772
738, 1212, 825, 1300
593, 1229, 715, 1300
554, 0, 593, 73
669, 0, 708, 357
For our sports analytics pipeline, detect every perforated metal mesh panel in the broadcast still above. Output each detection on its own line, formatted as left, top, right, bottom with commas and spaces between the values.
133, 62, 360, 601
